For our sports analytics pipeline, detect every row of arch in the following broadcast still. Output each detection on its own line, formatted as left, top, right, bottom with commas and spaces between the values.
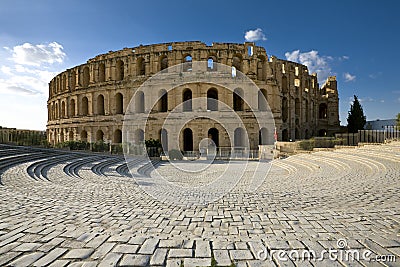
281, 98, 328, 124
50, 53, 269, 96
49, 93, 124, 120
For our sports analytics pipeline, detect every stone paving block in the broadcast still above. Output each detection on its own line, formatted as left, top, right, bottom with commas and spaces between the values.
166, 259, 182, 267
0, 251, 21, 266
213, 249, 231, 266
159, 239, 182, 248
33, 248, 68, 266
9, 252, 45, 267
168, 248, 193, 258
119, 254, 150, 266
184, 257, 211, 267
195, 240, 211, 257
98, 252, 122, 267
63, 248, 94, 259
150, 248, 168, 266
13, 242, 42, 252
230, 249, 254, 260
138, 238, 159, 254
91, 242, 116, 259
48, 259, 70, 267
112, 244, 139, 254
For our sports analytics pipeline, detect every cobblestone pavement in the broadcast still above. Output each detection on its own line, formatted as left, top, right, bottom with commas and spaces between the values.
0, 142, 399, 266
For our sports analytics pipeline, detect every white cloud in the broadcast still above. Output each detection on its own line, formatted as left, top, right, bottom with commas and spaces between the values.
244, 28, 267, 42
0, 85, 42, 96
285, 50, 332, 82
5, 42, 66, 66
344, 72, 356, 82
339, 56, 349, 61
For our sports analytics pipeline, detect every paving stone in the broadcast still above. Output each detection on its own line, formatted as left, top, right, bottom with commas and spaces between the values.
33, 248, 68, 266
150, 248, 168, 266
213, 250, 231, 266
112, 244, 139, 254
98, 252, 122, 267
119, 254, 150, 266
138, 238, 159, 254
168, 248, 193, 258
9, 252, 45, 267
63, 248, 94, 259
195, 240, 211, 257
229, 249, 254, 260
184, 257, 211, 267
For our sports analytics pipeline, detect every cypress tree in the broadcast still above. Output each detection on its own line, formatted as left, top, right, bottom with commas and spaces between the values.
347, 95, 366, 133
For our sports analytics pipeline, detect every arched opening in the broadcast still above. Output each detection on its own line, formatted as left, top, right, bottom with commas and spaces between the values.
82, 66, 90, 87
258, 89, 268, 111
135, 129, 144, 143
319, 103, 327, 119
305, 100, 309, 122
207, 57, 216, 71
60, 131, 64, 143
232, 55, 242, 72
234, 127, 245, 147
295, 98, 300, 117
81, 130, 88, 142
208, 128, 219, 147
183, 55, 192, 72
113, 129, 122, 143
282, 129, 289, 141
282, 97, 288, 123
97, 95, 105, 115
137, 57, 145, 76
182, 88, 192, 112
233, 88, 244, 111
183, 128, 193, 151
61, 101, 66, 118
116, 60, 124, 80
70, 70, 76, 90
259, 128, 269, 145
69, 131, 74, 141
62, 74, 66, 91
305, 129, 309, 139
160, 56, 168, 71
81, 96, 89, 116
134, 91, 144, 113
158, 89, 168, 112
98, 63, 105, 82
55, 103, 59, 119
69, 99, 76, 117
319, 129, 327, 137
295, 128, 300, 140
115, 93, 124, 114
160, 128, 168, 152
96, 130, 104, 142
282, 75, 288, 93
257, 56, 266, 81
207, 88, 218, 111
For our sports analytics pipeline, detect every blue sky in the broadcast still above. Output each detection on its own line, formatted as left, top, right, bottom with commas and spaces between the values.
0, 0, 399, 130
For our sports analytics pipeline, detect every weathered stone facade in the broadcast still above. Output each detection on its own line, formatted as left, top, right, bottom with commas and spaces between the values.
47, 41, 340, 148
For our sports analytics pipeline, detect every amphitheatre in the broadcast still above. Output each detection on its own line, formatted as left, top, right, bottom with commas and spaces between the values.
0, 41, 398, 266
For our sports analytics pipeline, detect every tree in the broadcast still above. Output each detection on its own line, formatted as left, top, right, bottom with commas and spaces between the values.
347, 95, 366, 133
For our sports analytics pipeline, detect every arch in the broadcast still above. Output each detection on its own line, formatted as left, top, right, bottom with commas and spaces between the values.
158, 89, 168, 112
160, 128, 168, 152
259, 127, 269, 145
113, 129, 122, 143
134, 91, 144, 113
116, 60, 124, 80
232, 55, 242, 71
282, 97, 288, 123
305, 129, 309, 139
233, 88, 244, 111
137, 57, 145, 76
182, 88, 192, 112
96, 130, 104, 142
81, 130, 88, 142
295, 98, 300, 117
282, 75, 288, 93
282, 129, 289, 141
82, 66, 90, 87
115, 93, 124, 114
81, 96, 89, 116
60, 131, 64, 143
258, 89, 268, 111
61, 101, 66, 118
207, 88, 218, 111
160, 56, 168, 71
234, 127, 245, 147
295, 128, 300, 140
70, 70, 76, 90
319, 103, 327, 119
62, 74, 66, 91
69, 99, 76, 117
183, 128, 193, 151
183, 55, 192, 72
319, 129, 327, 137
257, 55, 266, 80
135, 129, 144, 143
305, 99, 309, 122
97, 94, 105, 115
98, 63, 105, 82
55, 102, 59, 119
207, 56, 216, 71
69, 130, 74, 141
208, 128, 219, 147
